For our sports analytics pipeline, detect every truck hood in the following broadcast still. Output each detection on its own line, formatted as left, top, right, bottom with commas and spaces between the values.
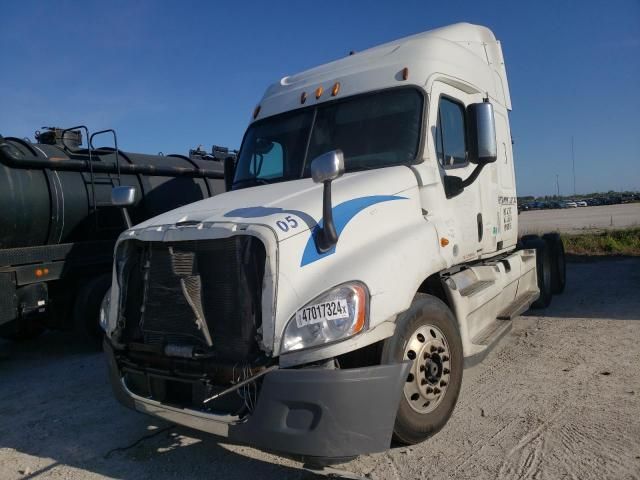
132, 166, 419, 241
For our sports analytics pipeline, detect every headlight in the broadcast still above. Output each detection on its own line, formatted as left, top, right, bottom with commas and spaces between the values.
281, 282, 368, 353
99, 287, 111, 333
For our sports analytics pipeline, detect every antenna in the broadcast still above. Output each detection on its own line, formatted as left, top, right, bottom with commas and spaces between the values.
571, 136, 576, 196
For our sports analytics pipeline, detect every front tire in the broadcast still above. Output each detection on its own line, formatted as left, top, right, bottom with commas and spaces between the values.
382, 294, 463, 445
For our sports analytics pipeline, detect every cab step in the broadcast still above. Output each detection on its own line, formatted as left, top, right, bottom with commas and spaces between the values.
465, 319, 513, 368
471, 318, 512, 346
459, 279, 495, 297
497, 291, 539, 320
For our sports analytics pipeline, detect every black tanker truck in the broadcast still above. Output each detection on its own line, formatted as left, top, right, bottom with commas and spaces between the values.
0, 126, 230, 343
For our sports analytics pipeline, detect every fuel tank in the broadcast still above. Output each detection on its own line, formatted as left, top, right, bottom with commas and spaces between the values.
0, 128, 228, 249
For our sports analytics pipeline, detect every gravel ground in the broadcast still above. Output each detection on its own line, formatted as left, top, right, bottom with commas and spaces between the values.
519, 203, 640, 234
1, 258, 639, 480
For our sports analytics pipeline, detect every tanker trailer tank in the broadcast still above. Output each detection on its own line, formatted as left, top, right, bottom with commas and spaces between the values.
0, 126, 233, 344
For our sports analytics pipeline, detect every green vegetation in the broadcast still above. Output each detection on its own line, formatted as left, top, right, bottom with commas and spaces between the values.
562, 228, 640, 256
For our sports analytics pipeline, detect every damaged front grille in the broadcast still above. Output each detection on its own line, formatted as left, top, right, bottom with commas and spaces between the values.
119, 236, 266, 362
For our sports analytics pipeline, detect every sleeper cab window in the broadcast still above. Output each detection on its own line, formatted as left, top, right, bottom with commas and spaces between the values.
435, 97, 467, 168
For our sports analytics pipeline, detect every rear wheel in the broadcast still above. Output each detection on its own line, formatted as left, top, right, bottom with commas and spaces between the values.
0, 318, 45, 341
382, 294, 463, 445
542, 233, 566, 294
521, 236, 552, 309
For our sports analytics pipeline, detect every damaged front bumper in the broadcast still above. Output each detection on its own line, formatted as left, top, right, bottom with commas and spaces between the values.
104, 340, 409, 459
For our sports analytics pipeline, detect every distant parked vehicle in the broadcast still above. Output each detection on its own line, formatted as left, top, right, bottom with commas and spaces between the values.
565, 201, 578, 208
576, 201, 587, 207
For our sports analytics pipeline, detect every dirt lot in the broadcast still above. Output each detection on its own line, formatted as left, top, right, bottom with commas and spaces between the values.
1, 258, 639, 480
519, 203, 640, 234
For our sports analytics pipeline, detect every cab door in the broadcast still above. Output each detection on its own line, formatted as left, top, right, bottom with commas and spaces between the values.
429, 81, 486, 262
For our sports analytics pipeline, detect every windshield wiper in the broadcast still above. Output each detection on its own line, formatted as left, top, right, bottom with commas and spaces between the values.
348, 162, 408, 173
233, 177, 269, 186
232, 177, 271, 188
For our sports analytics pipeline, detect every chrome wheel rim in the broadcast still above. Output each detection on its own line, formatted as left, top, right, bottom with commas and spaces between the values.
403, 324, 451, 414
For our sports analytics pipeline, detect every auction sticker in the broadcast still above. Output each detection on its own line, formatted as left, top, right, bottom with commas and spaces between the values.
296, 299, 349, 327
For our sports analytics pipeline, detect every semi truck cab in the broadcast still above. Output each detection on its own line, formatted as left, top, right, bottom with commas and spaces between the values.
103, 23, 565, 462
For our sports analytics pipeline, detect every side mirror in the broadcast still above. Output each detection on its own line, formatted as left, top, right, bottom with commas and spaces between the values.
224, 156, 236, 191
310, 150, 345, 252
111, 186, 136, 228
442, 102, 496, 198
466, 102, 497, 165
111, 186, 136, 206
311, 150, 345, 184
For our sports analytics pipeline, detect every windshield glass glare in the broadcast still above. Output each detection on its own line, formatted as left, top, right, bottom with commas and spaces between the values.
233, 88, 423, 188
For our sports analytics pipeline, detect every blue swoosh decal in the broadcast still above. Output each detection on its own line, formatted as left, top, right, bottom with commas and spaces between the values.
301, 195, 406, 266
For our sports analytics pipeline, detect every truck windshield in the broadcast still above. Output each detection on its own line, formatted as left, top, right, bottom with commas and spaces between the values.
233, 88, 423, 188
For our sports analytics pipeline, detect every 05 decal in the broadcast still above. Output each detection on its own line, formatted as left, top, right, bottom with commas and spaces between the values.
276, 215, 299, 232
300, 195, 407, 266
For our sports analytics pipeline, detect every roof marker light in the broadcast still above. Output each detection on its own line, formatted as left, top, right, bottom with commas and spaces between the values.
252, 105, 261, 119
315, 86, 323, 99
300, 92, 307, 104
331, 82, 341, 96
402, 67, 409, 81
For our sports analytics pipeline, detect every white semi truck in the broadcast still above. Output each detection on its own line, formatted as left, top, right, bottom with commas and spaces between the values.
103, 23, 566, 464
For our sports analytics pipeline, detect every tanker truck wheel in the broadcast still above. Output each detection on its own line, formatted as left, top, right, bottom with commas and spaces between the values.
542, 233, 566, 294
0, 318, 45, 341
73, 274, 111, 349
382, 294, 463, 445
521, 235, 553, 309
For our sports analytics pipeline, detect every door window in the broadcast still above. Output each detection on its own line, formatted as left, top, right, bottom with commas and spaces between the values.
435, 97, 467, 168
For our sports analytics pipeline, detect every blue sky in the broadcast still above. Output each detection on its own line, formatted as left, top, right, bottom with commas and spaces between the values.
1, 0, 638, 196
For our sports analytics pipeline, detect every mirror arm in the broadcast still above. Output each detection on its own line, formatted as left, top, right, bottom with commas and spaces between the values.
444, 163, 487, 199
309, 149, 344, 252
111, 186, 137, 228
461, 163, 486, 188
316, 180, 339, 252
121, 209, 133, 229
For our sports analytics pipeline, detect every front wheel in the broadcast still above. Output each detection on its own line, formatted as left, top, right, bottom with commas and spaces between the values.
382, 294, 463, 445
